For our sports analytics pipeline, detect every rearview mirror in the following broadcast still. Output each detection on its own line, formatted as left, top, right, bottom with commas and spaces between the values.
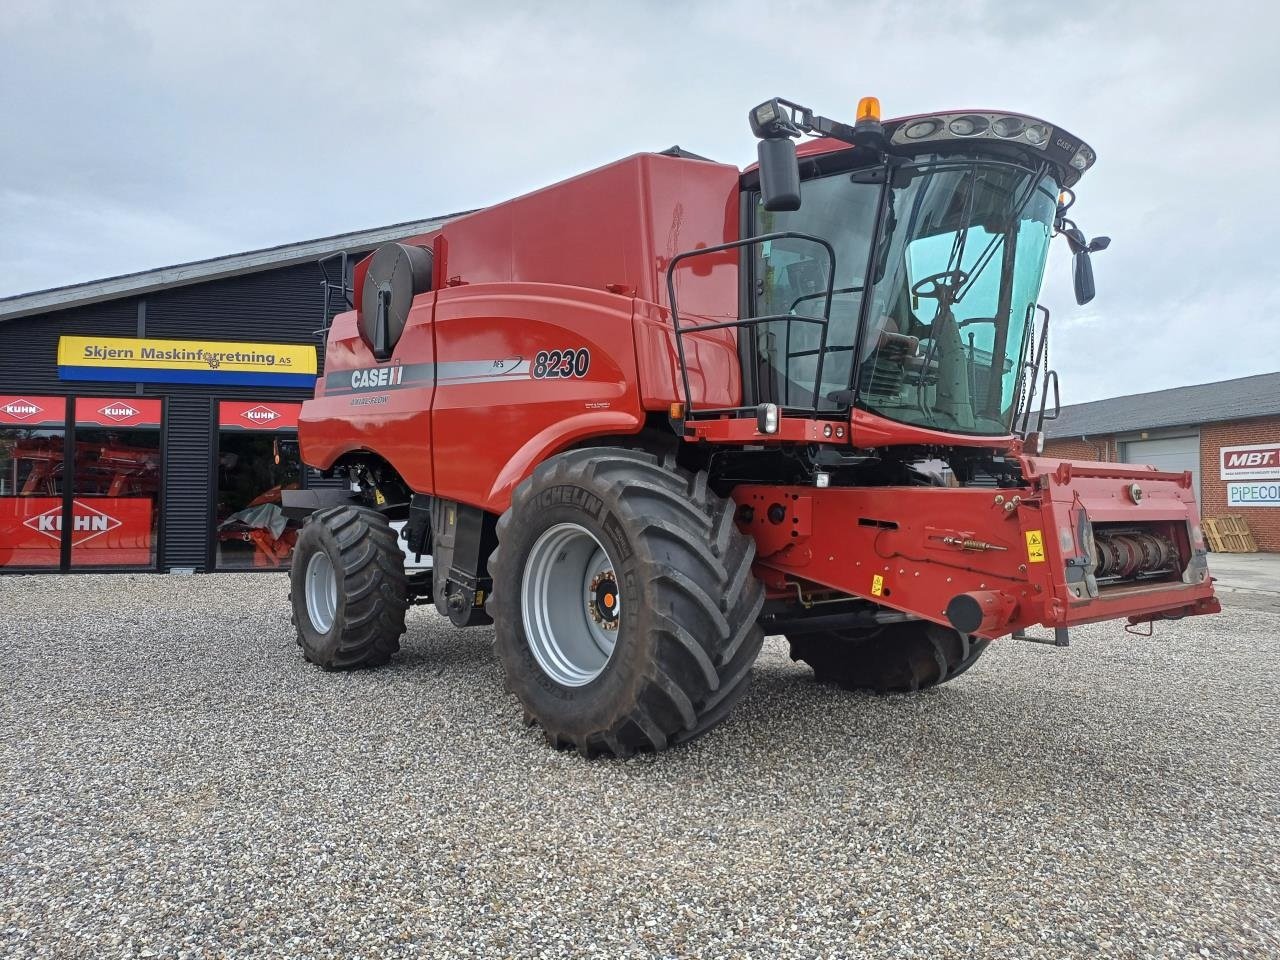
1073, 251, 1096, 305
757, 137, 801, 212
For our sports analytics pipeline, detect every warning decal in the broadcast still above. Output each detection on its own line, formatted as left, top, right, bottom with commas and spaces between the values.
871, 574, 885, 596
1025, 529, 1046, 563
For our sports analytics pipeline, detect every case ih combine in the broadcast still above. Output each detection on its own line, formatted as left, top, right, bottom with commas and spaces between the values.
286, 96, 1220, 756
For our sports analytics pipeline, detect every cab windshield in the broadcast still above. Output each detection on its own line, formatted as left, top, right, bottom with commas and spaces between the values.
753, 156, 1058, 435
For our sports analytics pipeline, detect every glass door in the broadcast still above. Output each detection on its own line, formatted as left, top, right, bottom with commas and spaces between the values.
0, 395, 68, 569
215, 401, 304, 569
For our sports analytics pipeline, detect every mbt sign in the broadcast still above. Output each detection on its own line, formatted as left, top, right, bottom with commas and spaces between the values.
1220, 443, 1280, 481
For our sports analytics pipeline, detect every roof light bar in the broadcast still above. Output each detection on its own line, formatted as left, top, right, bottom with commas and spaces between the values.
887, 111, 1096, 182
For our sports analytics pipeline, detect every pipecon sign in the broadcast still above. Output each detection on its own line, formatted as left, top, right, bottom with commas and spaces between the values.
1220, 443, 1280, 481
1227, 482, 1280, 507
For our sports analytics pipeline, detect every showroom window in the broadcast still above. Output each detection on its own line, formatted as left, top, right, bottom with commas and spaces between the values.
0, 395, 67, 569
0, 395, 161, 571
69, 398, 162, 569
215, 401, 305, 569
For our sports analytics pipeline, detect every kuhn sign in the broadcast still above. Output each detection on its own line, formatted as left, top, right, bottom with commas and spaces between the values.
241, 405, 281, 425
1220, 443, 1280, 481
0, 398, 43, 420
98, 402, 140, 422
218, 401, 300, 431
1, 496, 153, 567
23, 500, 123, 546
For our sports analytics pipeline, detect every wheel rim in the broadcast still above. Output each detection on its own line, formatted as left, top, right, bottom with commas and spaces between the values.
304, 550, 338, 634
521, 522, 620, 687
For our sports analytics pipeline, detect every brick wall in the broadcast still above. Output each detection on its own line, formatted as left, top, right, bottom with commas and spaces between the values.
1200, 415, 1280, 552
1043, 436, 1118, 461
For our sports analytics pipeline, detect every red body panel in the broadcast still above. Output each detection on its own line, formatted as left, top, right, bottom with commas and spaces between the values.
301, 152, 742, 510
735, 457, 1218, 638
430, 285, 643, 512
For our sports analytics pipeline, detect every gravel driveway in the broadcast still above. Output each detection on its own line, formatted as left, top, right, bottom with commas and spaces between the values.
1, 574, 1276, 959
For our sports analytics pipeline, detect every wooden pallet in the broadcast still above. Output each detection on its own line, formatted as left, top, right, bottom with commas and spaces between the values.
1203, 516, 1258, 553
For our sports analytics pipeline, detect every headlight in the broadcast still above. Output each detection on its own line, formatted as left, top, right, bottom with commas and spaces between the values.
1070, 145, 1096, 170
1024, 123, 1050, 145
992, 116, 1026, 138
948, 115, 989, 136
903, 118, 942, 140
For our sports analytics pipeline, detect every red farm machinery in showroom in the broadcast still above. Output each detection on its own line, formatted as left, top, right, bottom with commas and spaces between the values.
283, 96, 1219, 756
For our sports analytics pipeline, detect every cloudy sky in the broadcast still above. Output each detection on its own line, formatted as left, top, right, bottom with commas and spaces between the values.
1, 0, 1276, 403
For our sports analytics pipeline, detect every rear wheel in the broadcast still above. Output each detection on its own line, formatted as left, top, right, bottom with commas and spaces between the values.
788, 620, 989, 693
489, 448, 765, 757
290, 505, 408, 669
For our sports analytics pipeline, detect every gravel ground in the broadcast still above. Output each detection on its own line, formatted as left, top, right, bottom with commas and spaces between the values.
1, 575, 1277, 959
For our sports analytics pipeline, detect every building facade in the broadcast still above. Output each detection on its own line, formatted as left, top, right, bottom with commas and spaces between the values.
1043, 373, 1280, 552
0, 217, 452, 574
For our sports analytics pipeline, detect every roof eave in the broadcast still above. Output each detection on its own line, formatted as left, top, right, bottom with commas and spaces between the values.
0, 212, 470, 323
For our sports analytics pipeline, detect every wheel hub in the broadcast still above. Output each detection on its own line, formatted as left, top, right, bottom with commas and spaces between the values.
588, 571, 620, 630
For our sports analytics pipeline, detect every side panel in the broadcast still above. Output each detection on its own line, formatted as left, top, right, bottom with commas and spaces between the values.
298, 300, 437, 492
431, 284, 645, 513
638, 154, 743, 410
633, 300, 742, 410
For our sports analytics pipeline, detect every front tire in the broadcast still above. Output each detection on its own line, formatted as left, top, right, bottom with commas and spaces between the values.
290, 505, 408, 669
489, 449, 765, 757
788, 620, 989, 693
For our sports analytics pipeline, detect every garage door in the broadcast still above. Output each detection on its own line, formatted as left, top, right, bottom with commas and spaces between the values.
1123, 435, 1200, 500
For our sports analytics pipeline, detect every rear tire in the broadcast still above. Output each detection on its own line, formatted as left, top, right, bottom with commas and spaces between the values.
488, 448, 765, 757
290, 505, 408, 669
788, 620, 989, 693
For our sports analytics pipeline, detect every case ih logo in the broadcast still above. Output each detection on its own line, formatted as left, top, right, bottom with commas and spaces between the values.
1, 398, 43, 420
98, 402, 140, 422
241, 405, 281, 425
22, 501, 123, 545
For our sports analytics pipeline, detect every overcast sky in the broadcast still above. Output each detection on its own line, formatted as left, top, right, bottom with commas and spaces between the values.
1, 0, 1276, 404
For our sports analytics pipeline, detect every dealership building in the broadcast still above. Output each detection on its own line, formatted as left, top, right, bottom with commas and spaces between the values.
1043, 372, 1280, 552
0, 215, 454, 573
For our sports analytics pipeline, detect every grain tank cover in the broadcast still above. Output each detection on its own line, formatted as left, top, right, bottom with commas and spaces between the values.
359, 242, 433, 359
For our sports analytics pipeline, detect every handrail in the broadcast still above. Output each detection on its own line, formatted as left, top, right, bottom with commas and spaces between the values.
1018, 303, 1050, 436
315, 251, 354, 339
665, 231, 837, 418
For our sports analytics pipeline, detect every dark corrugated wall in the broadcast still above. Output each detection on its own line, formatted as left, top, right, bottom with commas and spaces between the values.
0, 259, 350, 571
161, 396, 214, 570
0, 299, 139, 394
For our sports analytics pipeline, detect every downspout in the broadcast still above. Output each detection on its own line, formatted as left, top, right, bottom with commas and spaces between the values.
1080, 435, 1109, 461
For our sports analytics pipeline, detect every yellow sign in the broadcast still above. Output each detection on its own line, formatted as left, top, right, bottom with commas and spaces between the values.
1025, 529, 1046, 563
57, 335, 317, 387
871, 574, 885, 596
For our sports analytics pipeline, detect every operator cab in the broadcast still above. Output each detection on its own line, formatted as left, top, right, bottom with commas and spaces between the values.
731, 98, 1108, 442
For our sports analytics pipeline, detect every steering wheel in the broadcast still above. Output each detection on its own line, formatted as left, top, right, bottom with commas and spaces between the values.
910, 269, 969, 301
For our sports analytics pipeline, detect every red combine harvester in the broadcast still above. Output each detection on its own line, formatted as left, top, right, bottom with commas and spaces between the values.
286, 96, 1220, 756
